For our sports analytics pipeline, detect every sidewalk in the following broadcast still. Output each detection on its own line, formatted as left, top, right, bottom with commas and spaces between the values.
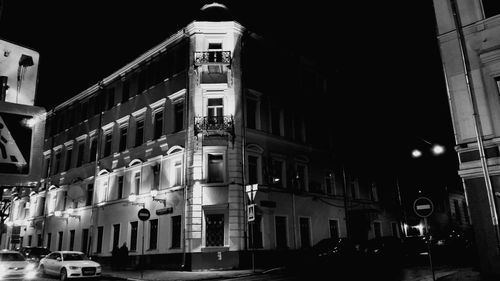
102, 267, 265, 281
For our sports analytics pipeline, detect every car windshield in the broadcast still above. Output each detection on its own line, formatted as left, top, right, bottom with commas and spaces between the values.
0, 253, 26, 261
63, 253, 88, 261
25, 248, 50, 255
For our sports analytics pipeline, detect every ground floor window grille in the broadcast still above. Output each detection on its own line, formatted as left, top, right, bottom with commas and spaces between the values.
206, 214, 224, 247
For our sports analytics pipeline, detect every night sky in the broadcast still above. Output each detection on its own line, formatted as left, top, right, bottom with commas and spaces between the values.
0, 1, 461, 195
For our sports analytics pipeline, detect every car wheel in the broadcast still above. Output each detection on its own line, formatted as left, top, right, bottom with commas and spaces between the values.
60, 268, 68, 281
39, 265, 46, 277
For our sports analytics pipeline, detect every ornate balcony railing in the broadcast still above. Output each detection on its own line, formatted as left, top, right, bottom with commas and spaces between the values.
194, 51, 231, 65
194, 115, 235, 139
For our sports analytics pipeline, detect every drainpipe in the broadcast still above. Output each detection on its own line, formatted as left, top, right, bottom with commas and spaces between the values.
449, 0, 500, 251
182, 51, 190, 269
342, 166, 350, 239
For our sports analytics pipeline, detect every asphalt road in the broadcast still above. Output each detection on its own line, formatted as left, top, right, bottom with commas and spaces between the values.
36, 275, 117, 281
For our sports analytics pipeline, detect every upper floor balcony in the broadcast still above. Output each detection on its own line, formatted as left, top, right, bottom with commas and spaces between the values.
194, 51, 231, 66
194, 115, 235, 140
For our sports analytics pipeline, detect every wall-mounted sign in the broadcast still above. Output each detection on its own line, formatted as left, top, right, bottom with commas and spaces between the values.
156, 207, 173, 216
0, 39, 40, 105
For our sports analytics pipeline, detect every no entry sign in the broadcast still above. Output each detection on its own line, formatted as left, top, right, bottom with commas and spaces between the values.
138, 208, 151, 221
413, 197, 434, 218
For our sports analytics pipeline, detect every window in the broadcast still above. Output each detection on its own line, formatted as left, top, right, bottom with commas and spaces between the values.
89, 137, 97, 162
463, 201, 470, 224
374, 222, 382, 238
37, 234, 42, 247
483, 0, 500, 18
206, 214, 224, 247
65, 148, 72, 171
299, 217, 311, 248
117, 176, 124, 199
149, 219, 158, 250
46, 233, 52, 250
171, 215, 181, 249
134, 172, 141, 194
106, 88, 115, 110
54, 151, 61, 174
96, 226, 104, 253
271, 159, 284, 188
28, 235, 32, 246
248, 155, 259, 185
86, 184, 93, 206
271, 108, 281, 136
69, 230, 75, 251
119, 126, 128, 151
103, 132, 112, 157
454, 199, 462, 224
275, 216, 287, 249
57, 231, 63, 251
76, 142, 85, 167
208, 154, 224, 183
44, 156, 51, 177
325, 173, 333, 195
391, 222, 399, 237
130, 221, 138, 251
246, 99, 257, 129
296, 164, 307, 191
153, 111, 163, 139
207, 98, 223, 117
371, 183, 379, 202
174, 102, 184, 132
249, 215, 263, 249
112, 224, 120, 249
135, 119, 144, 147
122, 80, 129, 103
329, 219, 339, 239
81, 229, 89, 253
174, 161, 182, 187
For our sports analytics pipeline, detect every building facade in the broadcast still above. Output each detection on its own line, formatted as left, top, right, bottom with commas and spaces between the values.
433, 0, 500, 277
1, 3, 401, 270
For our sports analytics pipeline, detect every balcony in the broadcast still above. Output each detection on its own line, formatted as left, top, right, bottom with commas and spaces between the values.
194, 116, 235, 140
194, 51, 231, 66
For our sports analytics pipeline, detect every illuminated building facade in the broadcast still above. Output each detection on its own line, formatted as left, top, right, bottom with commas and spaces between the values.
433, 0, 500, 277
1, 3, 401, 270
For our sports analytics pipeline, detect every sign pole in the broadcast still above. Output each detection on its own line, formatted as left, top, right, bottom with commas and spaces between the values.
141, 219, 145, 279
424, 217, 435, 281
414, 197, 435, 281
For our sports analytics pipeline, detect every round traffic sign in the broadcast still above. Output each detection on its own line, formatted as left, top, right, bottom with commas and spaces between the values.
413, 197, 434, 218
138, 208, 151, 221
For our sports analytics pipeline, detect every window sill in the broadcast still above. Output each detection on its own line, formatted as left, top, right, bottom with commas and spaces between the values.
201, 246, 229, 253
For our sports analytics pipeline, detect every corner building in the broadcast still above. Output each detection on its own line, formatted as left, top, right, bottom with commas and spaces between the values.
4, 3, 400, 270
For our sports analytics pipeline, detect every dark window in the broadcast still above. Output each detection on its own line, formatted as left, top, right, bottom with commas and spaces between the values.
81, 229, 89, 253
454, 199, 462, 224
96, 226, 103, 253
122, 80, 129, 103
329, 219, 339, 239
206, 214, 224, 247
65, 149, 72, 171
174, 102, 184, 132
149, 219, 158, 250
117, 176, 124, 199
130, 221, 138, 251
246, 99, 257, 129
57, 231, 63, 251
271, 108, 281, 136
37, 234, 42, 247
89, 137, 97, 162
326, 174, 333, 194
171, 215, 181, 249
113, 224, 120, 249
44, 157, 51, 178
135, 119, 144, 147
54, 152, 61, 174
103, 133, 112, 157
463, 201, 470, 224
249, 215, 263, 249
28, 235, 32, 246
275, 216, 287, 249
46, 233, 51, 250
69, 230, 75, 251
483, 0, 500, 18
86, 184, 93, 206
248, 155, 258, 184
374, 222, 382, 238
106, 88, 115, 110
208, 154, 224, 183
119, 127, 128, 151
76, 142, 85, 167
299, 217, 311, 248
134, 172, 140, 194
272, 160, 283, 188
154, 111, 163, 139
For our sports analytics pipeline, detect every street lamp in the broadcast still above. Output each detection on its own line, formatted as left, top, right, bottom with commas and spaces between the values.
128, 193, 144, 208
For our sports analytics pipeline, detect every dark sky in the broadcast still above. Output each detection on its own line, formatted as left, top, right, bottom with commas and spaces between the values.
0, 1, 461, 194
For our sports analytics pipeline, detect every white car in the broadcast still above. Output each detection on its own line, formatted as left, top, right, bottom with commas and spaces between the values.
0, 249, 37, 280
38, 251, 101, 280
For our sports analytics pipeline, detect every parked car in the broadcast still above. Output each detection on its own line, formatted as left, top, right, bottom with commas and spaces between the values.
18, 246, 51, 266
38, 251, 101, 280
0, 249, 37, 280
361, 236, 405, 280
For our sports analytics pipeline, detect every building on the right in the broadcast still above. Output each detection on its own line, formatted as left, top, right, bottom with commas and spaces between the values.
432, 0, 500, 277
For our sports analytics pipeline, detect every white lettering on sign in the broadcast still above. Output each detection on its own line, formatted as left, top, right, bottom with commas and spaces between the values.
416, 204, 431, 210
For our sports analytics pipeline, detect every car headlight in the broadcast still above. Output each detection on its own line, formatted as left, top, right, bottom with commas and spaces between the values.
25, 263, 36, 271
69, 266, 80, 270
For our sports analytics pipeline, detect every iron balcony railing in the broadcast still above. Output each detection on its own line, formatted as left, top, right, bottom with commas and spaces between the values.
194, 51, 231, 65
194, 115, 235, 138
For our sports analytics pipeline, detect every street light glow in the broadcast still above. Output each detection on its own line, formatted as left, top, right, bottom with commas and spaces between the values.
432, 144, 445, 155
129, 193, 137, 202
411, 149, 422, 158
